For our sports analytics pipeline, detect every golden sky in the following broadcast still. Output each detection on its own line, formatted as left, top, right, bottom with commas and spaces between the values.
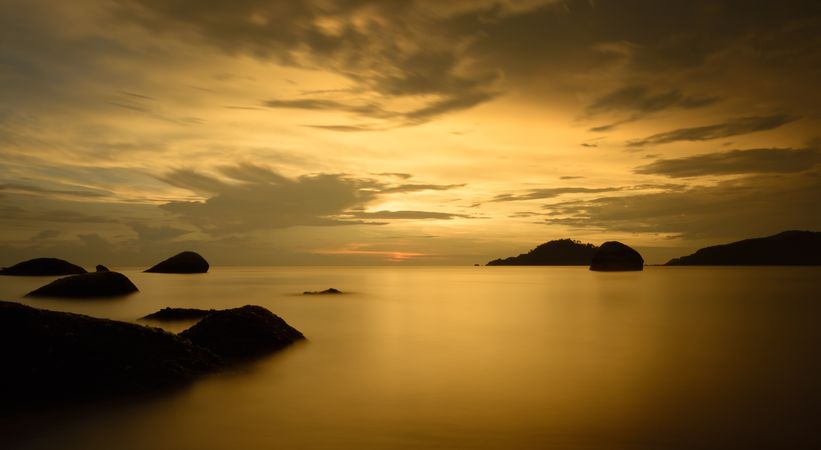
1, 0, 820, 265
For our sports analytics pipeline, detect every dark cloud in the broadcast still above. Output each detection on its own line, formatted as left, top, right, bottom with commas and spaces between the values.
627, 115, 796, 147
635, 147, 821, 177
158, 163, 465, 232
560, 176, 585, 180
492, 187, 622, 202
122, 0, 513, 127
586, 85, 719, 131
129, 223, 191, 241
542, 174, 821, 239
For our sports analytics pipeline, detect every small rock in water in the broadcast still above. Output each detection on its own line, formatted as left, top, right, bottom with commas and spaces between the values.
303, 288, 343, 295
25, 271, 139, 298
145, 251, 209, 274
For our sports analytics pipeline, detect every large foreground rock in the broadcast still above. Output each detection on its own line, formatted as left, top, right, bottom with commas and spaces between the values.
0, 301, 305, 408
25, 272, 139, 298
589, 241, 644, 271
0, 258, 86, 276
145, 251, 209, 274
0, 301, 219, 405
181, 305, 305, 360
142, 307, 216, 321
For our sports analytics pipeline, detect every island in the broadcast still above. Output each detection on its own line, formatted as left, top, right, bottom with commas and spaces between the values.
0, 258, 87, 276
486, 239, 598, 265
665, 230, 821, 265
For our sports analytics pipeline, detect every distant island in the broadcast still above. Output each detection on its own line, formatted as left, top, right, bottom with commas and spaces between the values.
487, 239, 598, 265
665, 230, 821, 265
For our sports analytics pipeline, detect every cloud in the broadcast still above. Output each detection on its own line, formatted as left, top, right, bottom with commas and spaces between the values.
345, 210, 472, 220
157, 163, 466, 232
635, 147, 821, 177
122, 0, 519, 128
0, 183, 111, 199
32, 229, 61, 240
627, 115, 796, 147
491, 186, 622, 202
585, 84, 719, 131
542, 174, 821, 239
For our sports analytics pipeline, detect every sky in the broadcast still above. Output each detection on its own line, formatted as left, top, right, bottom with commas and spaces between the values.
1, 0, 820, 266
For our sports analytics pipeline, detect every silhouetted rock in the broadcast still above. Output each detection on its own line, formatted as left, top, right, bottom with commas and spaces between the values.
180, 305, 304, 360
145, 251, 209, 274
589, 241, 644, 271
303, 288, 343, 295
142, 307, 217, 321
25, 272, 139, 298
665, 230, 821, 265
487, 239, 598, 265
0, 301, 220, 406
0, 258, 86, 276
95, 264, 110, 272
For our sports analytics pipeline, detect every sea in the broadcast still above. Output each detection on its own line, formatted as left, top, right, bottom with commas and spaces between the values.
1, 266, 819, 450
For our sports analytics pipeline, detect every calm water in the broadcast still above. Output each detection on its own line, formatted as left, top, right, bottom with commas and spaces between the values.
1, 266, 819, 450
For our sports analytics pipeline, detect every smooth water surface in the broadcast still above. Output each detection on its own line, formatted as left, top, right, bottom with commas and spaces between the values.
1, 266, 819, 449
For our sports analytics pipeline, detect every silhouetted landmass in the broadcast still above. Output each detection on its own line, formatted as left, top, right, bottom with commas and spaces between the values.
180, 305, 305, 360
589, 241, 644, 271
487, 239, 598, 265
303, 288, 343, 295
142, 307, 217, 321
0, 301, 305, 409
95, 264, 110, 272
145, 251, 209, 273
665, 230, 821, 265
25, 272, 139, 298
0, 258, 86, 276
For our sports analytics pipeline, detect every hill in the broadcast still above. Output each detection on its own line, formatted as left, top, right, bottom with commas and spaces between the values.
487, 239, 598, 265
665, 230, 821, 265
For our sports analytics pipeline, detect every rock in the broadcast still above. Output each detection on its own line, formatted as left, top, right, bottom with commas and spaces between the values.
25, 272, 139, 298
303, 288, 343, 295
142, 307, 217, 321
665, 230, 821, 265
145, 251, 209, 274
0, 301, 220, 406
95, 264, 110, 272
487, 239, 599, 265
589, 241, 644, 271
180, 305, 305, 360
0, 258, 87, 276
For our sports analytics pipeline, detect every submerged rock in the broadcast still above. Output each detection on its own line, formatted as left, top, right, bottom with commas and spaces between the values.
142, 307, 217, 321
589, 241, 644, 271
25, 272, 139, 298
0, 258, 87, 276
95, 264, 110, 272
181, 305, 305, 360
0, 301, 220, 405
145, 251, 209, 274
303, 288, 343, 295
